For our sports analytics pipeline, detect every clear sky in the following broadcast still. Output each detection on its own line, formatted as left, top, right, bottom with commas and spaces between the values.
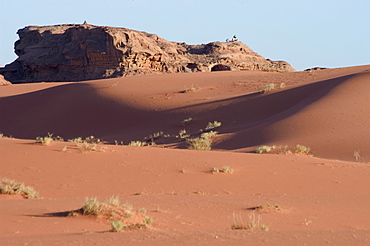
1, 0, 369, 70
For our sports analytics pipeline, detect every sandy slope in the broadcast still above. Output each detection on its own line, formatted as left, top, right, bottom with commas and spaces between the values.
0, 138, 369, 245
1, 65, 370, 161
1, 66, 370, 245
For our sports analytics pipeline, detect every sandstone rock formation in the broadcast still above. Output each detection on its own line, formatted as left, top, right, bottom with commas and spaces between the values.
0, 24, 295, 83
0, 74, 11, 85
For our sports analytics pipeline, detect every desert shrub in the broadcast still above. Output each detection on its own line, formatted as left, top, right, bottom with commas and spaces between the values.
36, 133, 64, 145
279, 145, 292, 154
68, 136, 102, 144
255, 145, 276, 154
212, 166, 234, 174
144, 131, 164, 143
253, 203, 283, 214
187, 137, 212, 151
295, 145, 311, 155
260, 83, 276, 93
200, 131, 218, 139
187, 128, 219, 151
353, 151, 364, 162
279, 82, 286, 89
0, 179, 39, 199
82, 197, 103, 215
182, 85, 198, 93
36, 134, 53, 146
204, 121, 222, 132
111, 220, 125, 232
176, 129, 190, 140
128, 141, 147, 147
143, 217, 153, 225
180, 117, 193, 126
260, 83, 285, 93
76, 197, 151, 231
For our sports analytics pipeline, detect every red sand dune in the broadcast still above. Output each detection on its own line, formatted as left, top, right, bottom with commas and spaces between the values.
1, 66, 370, 245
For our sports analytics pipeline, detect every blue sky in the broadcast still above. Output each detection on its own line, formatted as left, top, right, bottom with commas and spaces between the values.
1, 0, 369, 70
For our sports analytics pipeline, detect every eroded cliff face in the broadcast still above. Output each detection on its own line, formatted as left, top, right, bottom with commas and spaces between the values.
0, 24, 295, 83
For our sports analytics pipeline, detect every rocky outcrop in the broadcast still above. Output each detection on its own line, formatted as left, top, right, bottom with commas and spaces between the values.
0, 74, 11, 85
0, 24, 295, 83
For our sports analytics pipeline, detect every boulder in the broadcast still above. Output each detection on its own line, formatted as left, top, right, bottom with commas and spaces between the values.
0, 24, 295, 83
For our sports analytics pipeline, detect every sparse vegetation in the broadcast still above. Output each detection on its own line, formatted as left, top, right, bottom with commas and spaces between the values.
35, 133, 55, 145
260, 83, 276, 93
74, 197, 152, 232
232, 212, 269, 231
211, 166, 234, 174
187, 121, 221, 151
295, 145, 311, 155
176, 129, 190, 140
186, 131, 218, 151
182, 84, 198, 93
253, 203, 283, 214
200, 131, 218, 139
186, 136, 212, 151
353, 151, 364, 162
180, 117, 193, 126
128, 141, 147, 147
260, 82, 285, 93
143, 217, 153, 225
114, 140, 124, 145
68, 136, 102, 144
203, 121, 222, 132
144, 131, 164, 142
66, 136, 107, 152
279, 145, 292, 154
0, 178, 39, 199
82, 197, 103, 215
256, 145, 276, 154
111, 220, 125, 232
278, 145, 312, 155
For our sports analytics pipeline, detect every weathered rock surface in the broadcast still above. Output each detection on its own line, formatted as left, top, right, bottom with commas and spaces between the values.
0, 74, 11, 85
0, 24, 295, 83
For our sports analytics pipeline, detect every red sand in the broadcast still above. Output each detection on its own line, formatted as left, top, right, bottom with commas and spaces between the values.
1, 66, 370, 245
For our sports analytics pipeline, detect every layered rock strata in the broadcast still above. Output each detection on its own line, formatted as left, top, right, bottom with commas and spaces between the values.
0, 24, 295, 83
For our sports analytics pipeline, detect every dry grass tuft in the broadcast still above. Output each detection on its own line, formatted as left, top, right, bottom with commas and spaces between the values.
72, 196, 153, 232
0, 178, 39, 199
211, 166, 234, 174
252, 203, 284, 214
295, 145, 311, 155
256, 145, 276, 154
186, 137, 212, 151
232, 212, 269, 231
